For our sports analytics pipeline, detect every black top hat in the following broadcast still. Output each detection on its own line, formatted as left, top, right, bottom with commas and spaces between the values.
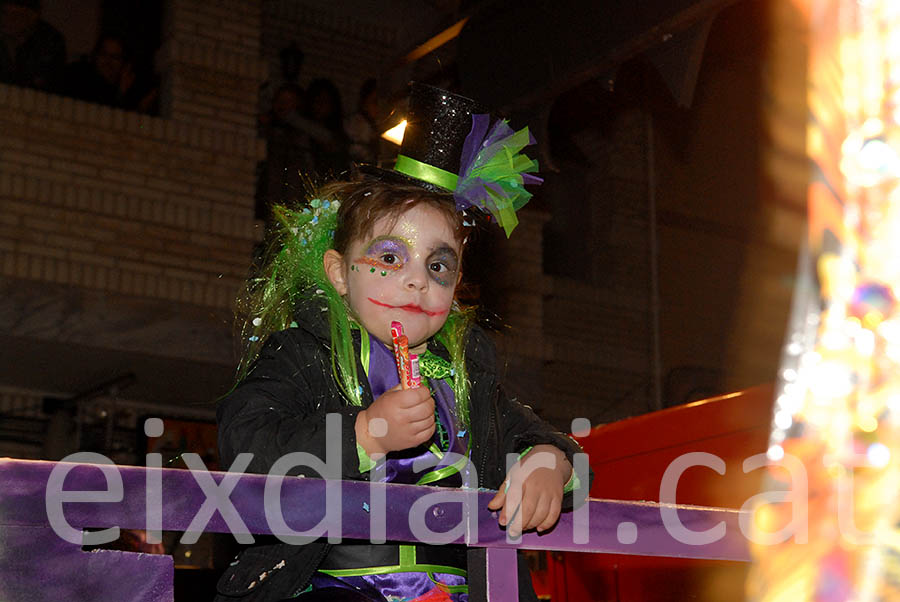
359, 82, 541, 236
359, 83, 488, 193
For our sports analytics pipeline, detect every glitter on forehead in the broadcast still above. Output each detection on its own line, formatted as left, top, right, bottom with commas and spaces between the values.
395, 220, 419, 244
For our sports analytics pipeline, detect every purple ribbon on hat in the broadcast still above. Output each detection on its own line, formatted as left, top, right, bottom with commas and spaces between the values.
454, 114, 543, 237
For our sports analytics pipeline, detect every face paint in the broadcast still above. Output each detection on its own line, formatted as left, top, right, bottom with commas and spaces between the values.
353, 236, 410, 273
426, 246, 459, 287
355, 256, 401, 271
367, 297, 449, 317
340, 204, 464, 350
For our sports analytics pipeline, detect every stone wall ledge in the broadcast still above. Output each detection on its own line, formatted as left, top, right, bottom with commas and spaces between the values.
0, 84, 264, 160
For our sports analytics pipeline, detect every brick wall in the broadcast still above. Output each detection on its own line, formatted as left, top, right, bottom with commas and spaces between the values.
541, 107, 655, 427
260, 0, 402, 114
486, 209, 550, 416
0, 86, 257, 307
0, 0, 264, 312
655, 0, 802, 402
536, 0, 804, 427
163, 0, 264, 137
259, 1, 457, 117
0, 0, 483, 459
0, 0, 266, 457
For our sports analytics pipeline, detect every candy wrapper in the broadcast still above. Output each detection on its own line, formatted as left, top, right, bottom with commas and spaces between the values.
390, 321, 421, 389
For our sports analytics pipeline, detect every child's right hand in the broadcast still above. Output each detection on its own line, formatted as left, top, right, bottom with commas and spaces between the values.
356, 385, 435, 456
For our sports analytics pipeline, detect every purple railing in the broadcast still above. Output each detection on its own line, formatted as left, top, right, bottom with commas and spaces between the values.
0, 458, 750, 601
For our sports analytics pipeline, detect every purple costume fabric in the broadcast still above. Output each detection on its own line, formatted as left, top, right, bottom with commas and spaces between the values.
305, 335, 469, 601
365, 337, 469, 487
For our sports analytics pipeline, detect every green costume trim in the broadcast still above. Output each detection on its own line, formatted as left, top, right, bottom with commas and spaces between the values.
355, 326, 375, 473
318, 564, 467, 578
401, 544, 415, 566
419, 351, 454, 380
359, 327, 371, 378
430, 576, 469, 594
318, 544, 467, 580
357, 444, 377, 473
416, 449, 470, 486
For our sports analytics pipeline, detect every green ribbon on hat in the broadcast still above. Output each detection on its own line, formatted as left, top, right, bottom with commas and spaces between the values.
394, 155, 459, 192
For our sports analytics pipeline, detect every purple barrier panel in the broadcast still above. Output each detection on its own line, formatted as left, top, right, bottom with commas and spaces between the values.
472, 498, 751, 560
0, 459, 751, 561
484, 548, 518, 601
0, 458, 752, 601
0, 524, 173, 602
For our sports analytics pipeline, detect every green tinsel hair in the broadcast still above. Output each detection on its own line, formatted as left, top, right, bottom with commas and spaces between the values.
234, 181, 473, 429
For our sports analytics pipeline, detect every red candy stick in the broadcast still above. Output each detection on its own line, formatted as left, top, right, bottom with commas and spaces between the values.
390, 321, 420, 389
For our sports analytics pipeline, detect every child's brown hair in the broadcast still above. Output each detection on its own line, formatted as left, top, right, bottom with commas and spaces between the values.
320, 179, 469, 255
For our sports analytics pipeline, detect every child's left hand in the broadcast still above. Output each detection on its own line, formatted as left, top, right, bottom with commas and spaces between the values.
487, 444, 572, 537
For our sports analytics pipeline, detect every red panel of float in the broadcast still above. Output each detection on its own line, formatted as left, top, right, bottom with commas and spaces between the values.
533, 385, 775, 601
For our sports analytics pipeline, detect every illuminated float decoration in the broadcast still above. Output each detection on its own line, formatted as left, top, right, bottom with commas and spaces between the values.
747, 1, 900, 599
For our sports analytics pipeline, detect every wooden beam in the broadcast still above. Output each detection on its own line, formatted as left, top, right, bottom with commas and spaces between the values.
396, 16, 470, 67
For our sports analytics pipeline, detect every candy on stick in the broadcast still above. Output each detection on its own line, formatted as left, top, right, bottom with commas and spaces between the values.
396, 334, 411, 387
389, 321, 407, 384
390, 321, 420, 389
409, 352, 421, 388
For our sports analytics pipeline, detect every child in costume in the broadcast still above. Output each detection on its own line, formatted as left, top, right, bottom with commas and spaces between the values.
216, 84, 586, 602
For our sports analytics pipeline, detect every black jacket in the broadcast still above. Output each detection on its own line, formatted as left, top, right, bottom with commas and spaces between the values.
215, 304, 584, 600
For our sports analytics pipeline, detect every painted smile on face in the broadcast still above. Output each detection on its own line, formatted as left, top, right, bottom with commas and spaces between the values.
337, 204, 462, 350
366, 297, 449, 317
